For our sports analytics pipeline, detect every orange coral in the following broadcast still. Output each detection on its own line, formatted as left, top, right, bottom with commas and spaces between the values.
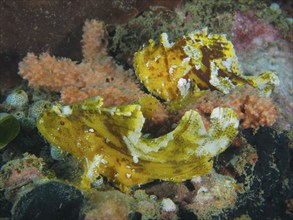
176, 86, 278, 129
18, 20, 143, 107
241, 95, 278, 128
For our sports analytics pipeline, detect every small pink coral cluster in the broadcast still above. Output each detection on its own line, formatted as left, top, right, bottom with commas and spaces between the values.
176, 86, 278, 129
241, 95, 278, 128
19, 20, 143, 107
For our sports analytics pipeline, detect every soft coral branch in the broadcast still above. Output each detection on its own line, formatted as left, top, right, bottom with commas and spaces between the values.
18, 20, 143, 107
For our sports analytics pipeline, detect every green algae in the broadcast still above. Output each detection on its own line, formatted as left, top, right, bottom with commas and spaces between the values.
0, 113, 20, 149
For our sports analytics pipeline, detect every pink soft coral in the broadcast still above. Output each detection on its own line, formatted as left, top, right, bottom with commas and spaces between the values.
176, 86, 278, 129
19, 20, 143, 107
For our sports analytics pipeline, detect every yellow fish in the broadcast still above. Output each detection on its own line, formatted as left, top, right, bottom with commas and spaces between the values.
134, 29, 279, 102
37, 97, 239, 191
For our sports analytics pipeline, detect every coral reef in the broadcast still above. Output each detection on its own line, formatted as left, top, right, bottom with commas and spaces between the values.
26, 18, 281, 196
36, 96, 239, 191
18, 20, 143, 107
1, 1, 291, 219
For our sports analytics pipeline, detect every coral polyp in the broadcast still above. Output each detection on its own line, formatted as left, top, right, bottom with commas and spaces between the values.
37, 97, 239, 191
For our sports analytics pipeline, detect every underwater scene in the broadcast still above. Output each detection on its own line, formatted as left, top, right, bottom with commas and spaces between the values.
0, 0, 292, 219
